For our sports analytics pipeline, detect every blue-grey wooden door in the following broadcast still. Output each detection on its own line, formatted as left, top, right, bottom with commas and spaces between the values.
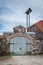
10, 36, 31, 55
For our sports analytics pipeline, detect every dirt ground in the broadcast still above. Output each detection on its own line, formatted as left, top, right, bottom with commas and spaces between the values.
0, 55, 43, 65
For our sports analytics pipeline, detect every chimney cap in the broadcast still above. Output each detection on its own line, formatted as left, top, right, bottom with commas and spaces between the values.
25, 8, 32, 15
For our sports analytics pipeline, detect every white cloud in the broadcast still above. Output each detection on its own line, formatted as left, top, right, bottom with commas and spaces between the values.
0, 0, 43, 35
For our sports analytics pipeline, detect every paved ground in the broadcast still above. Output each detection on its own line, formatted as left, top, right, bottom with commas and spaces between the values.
0, 55, 43, 65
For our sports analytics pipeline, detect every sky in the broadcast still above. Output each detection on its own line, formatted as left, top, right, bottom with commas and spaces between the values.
0, 0, 43, 35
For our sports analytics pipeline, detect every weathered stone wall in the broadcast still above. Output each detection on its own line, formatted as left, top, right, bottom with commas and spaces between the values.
0, 39, 10, 56
0, 37, 43, 55
1, 33, 43, 55
31, 40, 40, 54
27, 25, 43, 54
0, 25, 43, 55
31, 40, 43, 54
40, 40, 43, 53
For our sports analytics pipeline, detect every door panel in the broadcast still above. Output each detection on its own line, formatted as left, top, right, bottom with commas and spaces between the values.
10, 36, 31, 55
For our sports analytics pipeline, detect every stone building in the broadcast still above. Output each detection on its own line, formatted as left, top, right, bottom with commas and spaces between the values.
28, 20, 43, 40
0, 20, 43, 55
3, 25, 36, 55
0, 36, 7, 55
28, 20, 43, 53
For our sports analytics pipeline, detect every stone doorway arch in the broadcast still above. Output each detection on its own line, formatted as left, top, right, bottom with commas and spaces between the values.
6, 33, 35, 55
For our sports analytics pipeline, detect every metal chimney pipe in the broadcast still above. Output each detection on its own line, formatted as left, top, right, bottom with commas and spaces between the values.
25, 8, 32, 32
26, 14, 28, 32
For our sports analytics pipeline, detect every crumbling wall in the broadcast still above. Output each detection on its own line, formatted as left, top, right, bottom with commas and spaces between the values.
31, 40, 43, 54
0, 39, 10, 56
